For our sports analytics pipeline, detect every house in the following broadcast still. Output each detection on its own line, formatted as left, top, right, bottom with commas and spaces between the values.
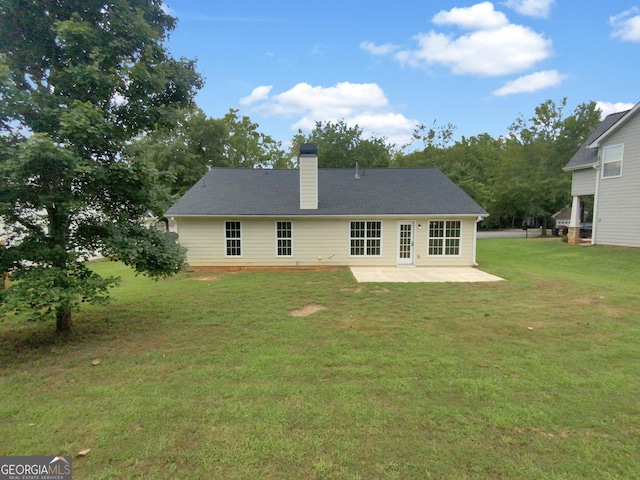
552, 206, 572, 229
165, 143, 488, 268
552, 205, 591, 236
563, 102, 640, 247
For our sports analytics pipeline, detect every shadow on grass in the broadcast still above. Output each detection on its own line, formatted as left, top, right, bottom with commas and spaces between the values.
0, 304, 162, 370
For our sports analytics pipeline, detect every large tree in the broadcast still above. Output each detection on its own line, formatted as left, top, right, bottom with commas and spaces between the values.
126, 107, 227, 197
128, 108, 290, 197
289, 120, 394, 168
391, 99, 602, 229
501, 98, 601, 231
0, 0, 202, 332
221, 109, 290, 169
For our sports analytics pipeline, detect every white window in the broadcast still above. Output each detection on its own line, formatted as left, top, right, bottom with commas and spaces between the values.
225, 221, 242, 256
350, 221, 382, 256
428, 220, 461, 256
602, 144, 623, 178
276, 221, 292, 257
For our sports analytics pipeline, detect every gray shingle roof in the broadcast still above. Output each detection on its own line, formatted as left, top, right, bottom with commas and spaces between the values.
166, 167, 487, 217
563, 110, 629, 171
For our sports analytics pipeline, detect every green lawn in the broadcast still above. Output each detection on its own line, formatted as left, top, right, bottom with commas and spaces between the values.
1, 239, 640, 479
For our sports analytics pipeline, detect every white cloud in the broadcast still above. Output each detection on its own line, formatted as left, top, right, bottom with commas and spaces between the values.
595, 101, 636, 119
433, 2, 509, 30
349, 113, 418, 146
397, 24, 552, 76
492, 70, 567, 96
366, 3, 553, 77
502, 0, 555, 19
360, 41, 401, 56
268, 82, 389, 118
239, 85, 273, 106
241, 82, 417, 146
610, 8, 640, 42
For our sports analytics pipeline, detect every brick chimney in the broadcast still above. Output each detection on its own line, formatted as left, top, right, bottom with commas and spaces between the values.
299, 143, 318, 209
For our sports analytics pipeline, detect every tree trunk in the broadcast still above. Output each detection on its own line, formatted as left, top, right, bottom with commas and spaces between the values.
49, 204, 73, 333
540, 216, 548, 237
56, 304, 73, 333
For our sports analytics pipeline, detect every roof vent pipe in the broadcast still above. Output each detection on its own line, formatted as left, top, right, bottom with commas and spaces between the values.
355, 159, 360, 179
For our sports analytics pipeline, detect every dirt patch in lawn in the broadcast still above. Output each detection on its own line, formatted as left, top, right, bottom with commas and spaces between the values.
341, 286, 363, 293
290, 304, 326, 317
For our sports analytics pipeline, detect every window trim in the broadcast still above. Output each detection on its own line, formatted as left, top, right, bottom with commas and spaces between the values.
601, 144, 623, 179
224, 220, 242, 257
275, 220, 293, 257
427, 220, 462, 257
349, 220, 382, 257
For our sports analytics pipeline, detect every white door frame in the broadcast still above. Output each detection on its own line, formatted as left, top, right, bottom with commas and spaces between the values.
397, 221, 415, 265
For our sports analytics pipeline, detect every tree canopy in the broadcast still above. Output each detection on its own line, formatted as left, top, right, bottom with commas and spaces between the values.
128, 108, 291, 197
0, 0, 202, 332
134, 97, 599, 233
289, 120, 394, 168
126, 107, 226, 198
391, 99, 602, 229
138, 99, 601, 231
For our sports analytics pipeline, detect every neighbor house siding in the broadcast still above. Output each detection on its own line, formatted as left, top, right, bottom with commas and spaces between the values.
571, 168, 597, 196
175, 216, 478, 267
594, 112, 640, 247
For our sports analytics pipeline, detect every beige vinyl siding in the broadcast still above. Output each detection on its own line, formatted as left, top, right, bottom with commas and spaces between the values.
571, 168, 596, 196
299, 157, 318, 209
175, 216, 478, 267
594, 112, 640, 247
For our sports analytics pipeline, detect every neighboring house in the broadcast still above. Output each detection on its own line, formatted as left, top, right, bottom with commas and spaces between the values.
552, 206, 572, 229
166, 143, 488, 268
563, 102, 640, 247
552, 206, 591, 232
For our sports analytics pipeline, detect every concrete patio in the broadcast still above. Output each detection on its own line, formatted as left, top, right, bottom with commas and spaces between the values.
350, 267, 504, 283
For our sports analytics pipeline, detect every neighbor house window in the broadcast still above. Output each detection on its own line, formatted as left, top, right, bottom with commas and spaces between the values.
350, 221, 381, 256
225, 221, 242, 256
602, 144, 623, 178
276, 221, 292, 257
428, 220, 461, 256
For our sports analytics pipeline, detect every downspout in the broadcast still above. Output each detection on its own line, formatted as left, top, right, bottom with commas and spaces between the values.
592, 159, 601, 245
472, 216, 483, 266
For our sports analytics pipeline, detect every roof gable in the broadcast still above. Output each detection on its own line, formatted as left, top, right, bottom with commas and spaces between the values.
166, 168, 487, 217
563, 109, 630, 171
589, 102, 640, 148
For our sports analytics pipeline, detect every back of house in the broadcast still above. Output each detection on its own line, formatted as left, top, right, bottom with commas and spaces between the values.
166, 144, 488, 268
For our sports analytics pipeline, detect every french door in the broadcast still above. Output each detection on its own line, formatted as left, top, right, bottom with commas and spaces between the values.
397, 222, 414, 265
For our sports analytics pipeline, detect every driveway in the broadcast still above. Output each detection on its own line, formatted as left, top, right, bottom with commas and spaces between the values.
350, 267, 503, 283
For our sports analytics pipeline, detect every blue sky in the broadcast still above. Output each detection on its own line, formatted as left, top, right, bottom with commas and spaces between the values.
164, 0, 639, 148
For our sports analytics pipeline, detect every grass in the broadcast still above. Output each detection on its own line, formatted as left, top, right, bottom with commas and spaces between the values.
1, 238, 640, 479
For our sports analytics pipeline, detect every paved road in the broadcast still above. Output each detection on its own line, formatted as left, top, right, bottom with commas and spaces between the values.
477, 228, 545, 239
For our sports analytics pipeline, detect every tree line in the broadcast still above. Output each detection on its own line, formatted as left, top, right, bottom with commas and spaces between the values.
131, 99, 602, 230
